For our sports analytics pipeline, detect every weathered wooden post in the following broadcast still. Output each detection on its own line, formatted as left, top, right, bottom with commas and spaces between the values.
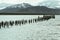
28, 19, 32, 24
9, 21, 14, 26
3, 21, 9, 28
0, 21, 4, 28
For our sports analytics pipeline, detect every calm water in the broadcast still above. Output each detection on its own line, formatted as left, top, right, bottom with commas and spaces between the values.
0, 15, 60, 40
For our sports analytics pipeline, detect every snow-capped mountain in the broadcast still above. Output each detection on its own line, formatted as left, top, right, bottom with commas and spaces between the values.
0, 3, 33, 13
7, 3, 32, 8
0, 3, 60, 14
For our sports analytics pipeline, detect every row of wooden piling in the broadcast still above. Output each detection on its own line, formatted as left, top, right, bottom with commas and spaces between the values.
0, 16, 55, 29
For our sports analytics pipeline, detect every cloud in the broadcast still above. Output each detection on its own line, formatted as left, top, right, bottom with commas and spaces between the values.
0, 0, 44, 5
0, 0, 60, 7
39, 0, 60, 8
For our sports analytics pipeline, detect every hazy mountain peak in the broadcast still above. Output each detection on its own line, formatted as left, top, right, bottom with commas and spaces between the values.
21, 3, 32, 8
7, 3, 32, 8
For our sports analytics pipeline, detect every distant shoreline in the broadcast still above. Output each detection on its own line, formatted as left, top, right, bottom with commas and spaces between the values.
0, 13, 56, 15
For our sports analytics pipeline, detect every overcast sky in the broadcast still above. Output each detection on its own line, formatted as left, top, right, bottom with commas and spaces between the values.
0, 0, 46, 5
0, 0, 60, 6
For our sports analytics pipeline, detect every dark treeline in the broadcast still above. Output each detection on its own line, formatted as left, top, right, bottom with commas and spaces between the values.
0, 16, 55, 29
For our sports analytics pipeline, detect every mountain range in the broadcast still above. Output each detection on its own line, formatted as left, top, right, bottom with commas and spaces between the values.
0, 3, 60, 14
